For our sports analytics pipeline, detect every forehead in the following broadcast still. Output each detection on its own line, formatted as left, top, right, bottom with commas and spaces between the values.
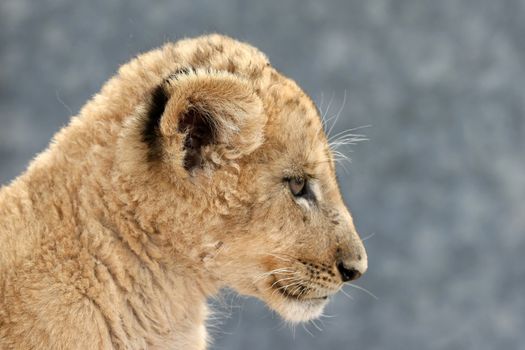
258, 73, 335, 177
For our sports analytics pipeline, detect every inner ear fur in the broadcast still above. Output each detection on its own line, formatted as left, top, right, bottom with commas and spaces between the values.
144, 69, 266, 171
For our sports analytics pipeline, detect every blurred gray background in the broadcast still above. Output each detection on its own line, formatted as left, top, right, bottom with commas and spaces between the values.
1, 0, 524, 349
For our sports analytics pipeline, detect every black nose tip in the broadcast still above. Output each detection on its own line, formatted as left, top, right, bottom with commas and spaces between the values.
337, 262, 362, 282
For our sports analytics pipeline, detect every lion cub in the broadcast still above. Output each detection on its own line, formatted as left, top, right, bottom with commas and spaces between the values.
0, 34, 367, 349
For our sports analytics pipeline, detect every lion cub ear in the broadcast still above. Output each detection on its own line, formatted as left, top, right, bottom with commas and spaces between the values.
142, 69, 266, 172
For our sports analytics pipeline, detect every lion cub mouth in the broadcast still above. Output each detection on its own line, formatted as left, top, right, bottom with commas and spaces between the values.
272, 280, 329, 302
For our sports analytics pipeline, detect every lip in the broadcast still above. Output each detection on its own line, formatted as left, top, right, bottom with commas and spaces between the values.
273, 281, 329, 302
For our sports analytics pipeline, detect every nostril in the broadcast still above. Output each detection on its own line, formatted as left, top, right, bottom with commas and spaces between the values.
337, 262, 362, 282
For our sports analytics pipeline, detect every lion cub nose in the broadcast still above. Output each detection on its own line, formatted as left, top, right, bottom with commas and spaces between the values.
336, 261, 364, 282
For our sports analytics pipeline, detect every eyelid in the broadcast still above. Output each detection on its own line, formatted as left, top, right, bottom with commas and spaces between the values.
282, 173, 315, 181
306, 173, 318, 181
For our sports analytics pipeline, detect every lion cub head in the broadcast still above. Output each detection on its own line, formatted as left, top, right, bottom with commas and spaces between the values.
117, 35, 367, 323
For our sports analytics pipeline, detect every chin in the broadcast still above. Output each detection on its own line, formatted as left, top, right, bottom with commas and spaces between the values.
264, 294, 330, 323
236, 278, 332, 323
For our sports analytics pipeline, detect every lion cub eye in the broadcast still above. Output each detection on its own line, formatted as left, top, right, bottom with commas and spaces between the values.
288, 177, 307, 197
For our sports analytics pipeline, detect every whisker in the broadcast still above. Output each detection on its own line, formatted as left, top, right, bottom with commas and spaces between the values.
296, 285, 311, 299
254, 268, 295, 280
287, 283, 305, 297
265, 252, 303, 263
268, 277, 301, 292
263, 276, 300, 292
344, 283, 378, 300
266, 253, 294, 262
326, 90, 347, 137
339, 288, 354, 300
253, 270, 296, 283
302, 323, 314, 337
330, 136, 368, 147
270, 276, 301, 288
329, 137, 368, 151
328, 124, 371, 142
323, 91, 335, 124
310, 319, 323, 332
276, 280, 303, 293
315, 317, 327, 328
331, 150, 352, 163
270, 281, 303, 298
336, 159, 350, 174
361, 232, 376, 242
317, 91, 326, 129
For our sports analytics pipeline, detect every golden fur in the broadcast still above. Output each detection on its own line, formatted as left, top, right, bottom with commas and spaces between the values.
0, 34, 367, 349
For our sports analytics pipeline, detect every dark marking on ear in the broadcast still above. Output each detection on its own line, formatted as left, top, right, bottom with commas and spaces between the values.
143, 84, 169, 161
178, 107, 216, 171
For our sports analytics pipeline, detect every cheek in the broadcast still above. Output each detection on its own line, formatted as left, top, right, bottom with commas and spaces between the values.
224, 181, 314, 254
